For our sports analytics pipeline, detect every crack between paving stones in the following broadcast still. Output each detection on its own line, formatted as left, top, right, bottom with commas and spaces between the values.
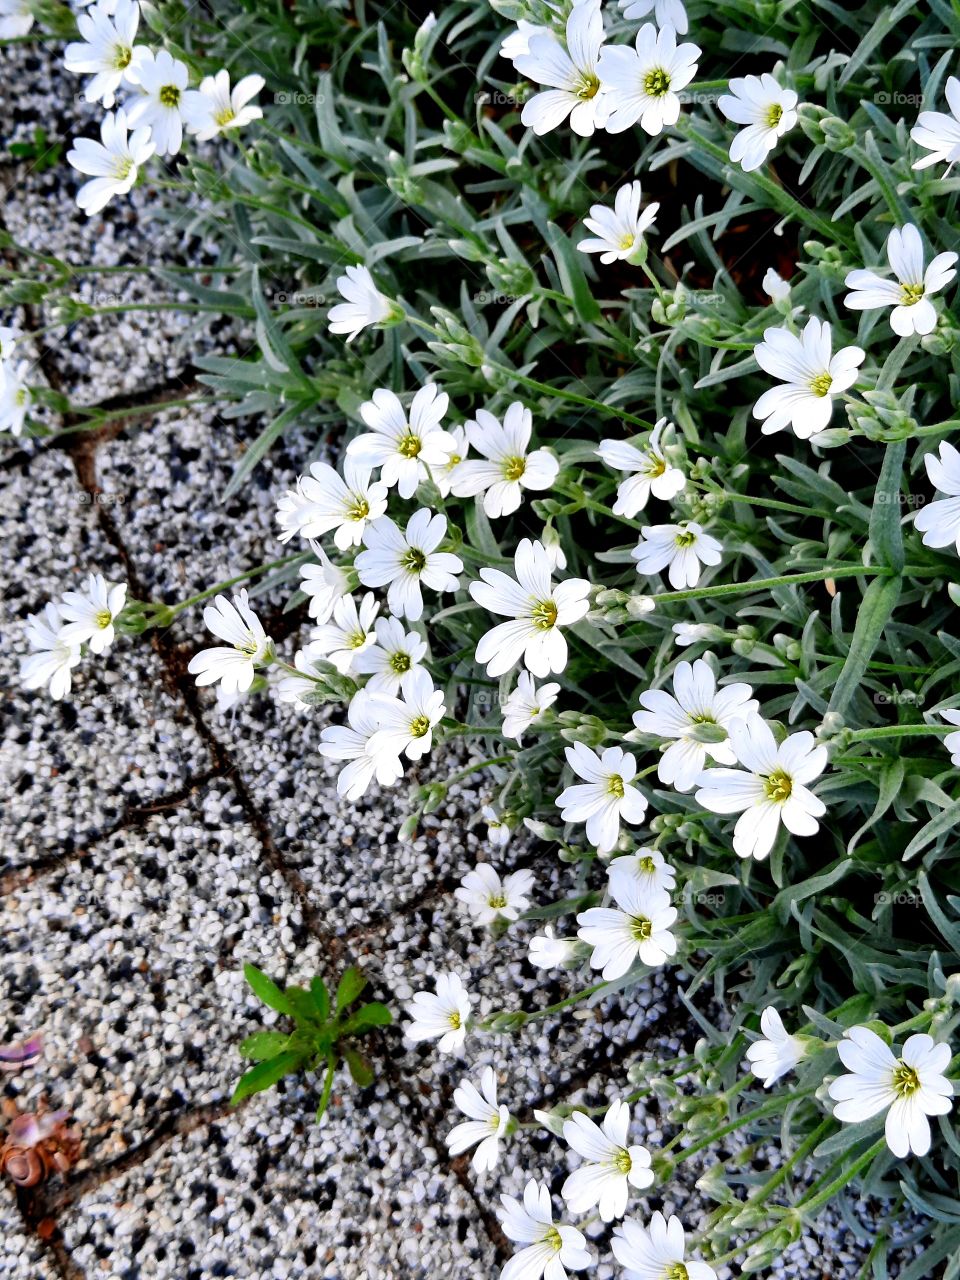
0, 768, 225, 897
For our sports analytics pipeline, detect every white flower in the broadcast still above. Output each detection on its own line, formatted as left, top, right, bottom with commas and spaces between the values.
181, 69, 264, 141
501, 671, 561, 741
827, 1026, 953, 1158
557, 743, 648, 854
498, 1179, 592, 1280
562, 1100, 653, 1222
186, 589, 272, 694
528, 926, 579, 969
456, 863, 535, 925
274, 648, 325, 708
58, 572, 127, 656
752, 317, 864, 439
470, 539, 591, 678
404, 972, 472, 1053
672, 621, 723, 647
619, 0, 688, 30
717, 73, 798, 172
762, 267, 791, 303
449, 403, 558, 518
915, 441, 960, 554
19, 604, 82, 702
695, 719, 827, 861
0, 327, 17, 360
277, 460, 388, 550
434, 424, 470, 498
911, 76, 960, 173
484, 805, 512, 848
597, 419, 685, 516
746, 1007, 808, 1087
844, 223, 958, 338
598, 23, 700, 136
125, 49, 189, 156
446, 1067, 510, 1174
299, 550, 351, 623
633, 658, 759, 791
500, 19, 551, 64
578, 181, 660, 265
348, 385, 454, 499
352, 616, 427, 694
0, 0, 33, 38
367, 666, 446, 761
577, 878, 677, 979
63, 0, 141, 107
938, 707, 960, 765
608, 848, 676, 898
355, 509, 462, 622
327, 265, 398, 343
515, 0, 607, 138
632, 521, 722, 589
304, 592, 379, 675
612, 1212, 717, 1280
67, 109, 155, 216
0, 359, 32, 436
318, 688, 403, 800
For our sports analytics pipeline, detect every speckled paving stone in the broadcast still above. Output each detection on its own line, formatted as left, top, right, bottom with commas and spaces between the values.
0, 782, 330, 1166
93, 403, 317, 613
59, 1087, 499, 1280
0, 40, 252, 408
0, 1187, 58, 1280
0, 448, 209, 869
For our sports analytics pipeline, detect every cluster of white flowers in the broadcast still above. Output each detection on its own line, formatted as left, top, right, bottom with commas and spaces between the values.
0, 328, 32, 438
18, 573, 128, 701
61, 0, 264, 215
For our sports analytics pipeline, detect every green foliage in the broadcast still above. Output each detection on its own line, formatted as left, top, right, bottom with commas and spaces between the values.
232, 964, 392, 1120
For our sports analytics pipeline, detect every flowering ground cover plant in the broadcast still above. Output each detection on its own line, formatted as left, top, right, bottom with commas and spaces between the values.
7, 0, 960, 1273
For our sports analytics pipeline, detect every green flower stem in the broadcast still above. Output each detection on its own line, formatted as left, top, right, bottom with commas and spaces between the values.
706, 488, 835, 519
791, 1136, 887, 1217
875, 335, 918, 392
671, 117, 859, 252
845, 724, 952, 742
668, 1088, 820, 1165
522, 982, 608, 1022
646, 565, 891, 605
26, 301, 255, 339
436, 755, 514, 785
168, 552, 309, 617
739, 1116, 834, 1212
847, 143, 909, 226
62, 396, 217, 429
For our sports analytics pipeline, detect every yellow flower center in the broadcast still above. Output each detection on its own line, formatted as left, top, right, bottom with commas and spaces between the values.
639, 855, 656, 873
892, 1060, 921, 1097
576, 72, 600, 101
347, 497, 370, 522
14, 388, 27, 407
489, 893, 507, 909
236, 638, 259, 658
114, 44, 132, 70
159, 84, 181, 108
95, 609, 113, 629
398, 432, 422, 458
619, 233, 635, 251
543, 1227, 563, 1253
763, 768, 793, 803
674, 529, 697, 548
401, 547, 427, 573
348, 629, 368, 649
214, 105, 237, 127
667, 1266, 689, 1280
614, 1149, 632, 1174
766, 103, 783, 127
113, 157, 134, 182
502, 455, 526, 481
389, 650, 411, 674
810, 371, 833, 397
646, 455, 666, 477
410, 714, 431, 738
644, 67, 671, 97
631, 915, 653, 942
901, 282, 926, 306
448, 1010, 462, 1030
531, 600, 558, 630
608, 774, 625, 799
